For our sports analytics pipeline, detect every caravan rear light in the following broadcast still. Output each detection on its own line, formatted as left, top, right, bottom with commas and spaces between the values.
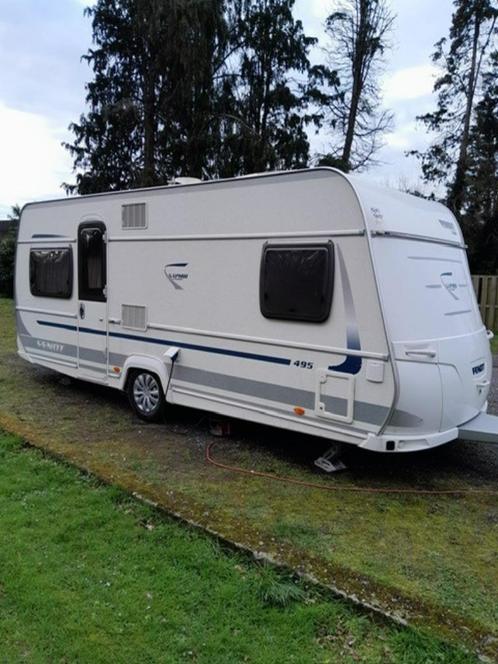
294, 407, 305, 416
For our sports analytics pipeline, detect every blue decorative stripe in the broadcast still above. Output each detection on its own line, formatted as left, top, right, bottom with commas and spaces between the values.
37, 320, 364, 374
328, 246, 363, 376
37, 320, 291, 366
38, 321, 78, 332
328, 354, 362, 375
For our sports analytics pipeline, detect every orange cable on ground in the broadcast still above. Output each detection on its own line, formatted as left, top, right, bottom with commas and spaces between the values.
205, 440, 498, 497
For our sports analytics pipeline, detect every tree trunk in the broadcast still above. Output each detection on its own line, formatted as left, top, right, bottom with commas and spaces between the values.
342, 0, 367, 170
448, 11, 481, 214
143, 72, 157, 187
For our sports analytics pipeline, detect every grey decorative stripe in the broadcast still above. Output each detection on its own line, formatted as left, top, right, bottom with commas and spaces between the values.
20, 334, 77, 359
17, 312, 127, 368
16, 312, 30, 337
80, 346, 106, 364
173, 365, 422, 428
20, 334, 126, 368
175, 364, 314, 408
109, 352, 128, 366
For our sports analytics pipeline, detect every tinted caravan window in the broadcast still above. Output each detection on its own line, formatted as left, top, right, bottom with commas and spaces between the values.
78, 223, 106, 301
30, 248, 73, 299
260, 243, 334, 322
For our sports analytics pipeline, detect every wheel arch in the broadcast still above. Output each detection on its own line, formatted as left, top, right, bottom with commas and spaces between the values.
120, 355, 171, 395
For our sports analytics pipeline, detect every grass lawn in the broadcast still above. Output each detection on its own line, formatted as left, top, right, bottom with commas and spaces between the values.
2, 298, 498, 658
0, 431, 476, 663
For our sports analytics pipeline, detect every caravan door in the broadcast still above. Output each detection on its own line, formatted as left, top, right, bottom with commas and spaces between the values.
77, 222, 108, 380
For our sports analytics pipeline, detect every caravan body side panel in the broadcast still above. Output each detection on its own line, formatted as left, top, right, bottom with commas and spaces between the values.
16, 170, 397, 446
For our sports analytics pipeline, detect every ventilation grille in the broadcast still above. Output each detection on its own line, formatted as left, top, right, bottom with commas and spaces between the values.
122, 304, 147, 331
122, 203, 147, 229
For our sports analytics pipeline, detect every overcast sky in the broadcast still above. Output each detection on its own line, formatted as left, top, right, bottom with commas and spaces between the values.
0, 0, 454, 217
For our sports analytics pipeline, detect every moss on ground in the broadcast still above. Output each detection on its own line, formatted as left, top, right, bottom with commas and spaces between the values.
1, 298, 498, 659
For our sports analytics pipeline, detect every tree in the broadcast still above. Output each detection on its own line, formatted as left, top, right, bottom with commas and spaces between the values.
65, 0, 323, 191
319, 0, 395, 172
462, 53, 498, 272
411, 0, 497, 215
64, 0, 231, 193
0, 205, 21, 298
214, 0, 323, 176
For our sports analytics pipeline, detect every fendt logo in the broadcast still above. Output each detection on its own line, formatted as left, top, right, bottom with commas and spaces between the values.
37, 340, 64, 353
440, 271, 459, 300
472, 363, 485, 377
164, 263, 189, 290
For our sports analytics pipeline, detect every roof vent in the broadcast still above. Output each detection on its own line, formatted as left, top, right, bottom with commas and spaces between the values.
122, 203, 147, 229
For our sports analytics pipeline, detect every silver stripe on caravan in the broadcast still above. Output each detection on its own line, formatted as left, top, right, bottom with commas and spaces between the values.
16, 306, 77, 319
109, 229, 365, 243
173, 365, 422, 428
146, 321, 387, 359
372, 230, 465, 249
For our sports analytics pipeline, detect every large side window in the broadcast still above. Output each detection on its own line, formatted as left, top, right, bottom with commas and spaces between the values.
29, 247, 73, 299
78, 223, 106, 301
260, 243, 334, 322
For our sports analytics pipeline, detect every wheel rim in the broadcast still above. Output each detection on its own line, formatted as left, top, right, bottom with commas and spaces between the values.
133, 373, 160, 414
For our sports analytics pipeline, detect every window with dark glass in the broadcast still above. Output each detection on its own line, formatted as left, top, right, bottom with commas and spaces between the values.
78, 223, 106, 301
260, 243, 334, 322
29, 247, 73, 299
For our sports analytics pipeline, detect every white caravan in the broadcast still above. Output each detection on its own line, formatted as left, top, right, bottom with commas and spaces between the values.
14, 168, 498, 452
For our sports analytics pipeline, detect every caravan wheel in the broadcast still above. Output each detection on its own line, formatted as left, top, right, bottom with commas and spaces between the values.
127, 370, 165, 423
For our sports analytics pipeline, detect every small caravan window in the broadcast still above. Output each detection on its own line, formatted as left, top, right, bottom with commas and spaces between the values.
78, 223, 106, 301
29, 247, 73, 299
260, 243, 334, 322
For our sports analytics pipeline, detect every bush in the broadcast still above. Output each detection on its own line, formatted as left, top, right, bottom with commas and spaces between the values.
0, 206, 20, 298
0, 228, 17, 297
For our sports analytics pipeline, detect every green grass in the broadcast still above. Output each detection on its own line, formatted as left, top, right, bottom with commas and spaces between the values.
0, 431, 475, 664
2, 297, 498, 656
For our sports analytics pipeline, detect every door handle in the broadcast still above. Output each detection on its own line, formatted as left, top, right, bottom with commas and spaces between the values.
405, 349, 436, 358
79, 303, 85, 319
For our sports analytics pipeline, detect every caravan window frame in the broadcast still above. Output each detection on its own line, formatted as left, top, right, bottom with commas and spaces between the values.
259, 241, 335, 323
29, 246, 73, 299
78, 221, 107, 302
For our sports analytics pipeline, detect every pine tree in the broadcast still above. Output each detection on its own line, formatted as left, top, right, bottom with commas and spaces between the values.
463, 53, 498, 272
64, 0, 230, 193
411, 0, 497, 214
64, 0, 321, 192
213, 0, 323, 176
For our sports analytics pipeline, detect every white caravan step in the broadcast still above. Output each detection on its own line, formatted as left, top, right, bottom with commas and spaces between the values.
458, 413, 498, 444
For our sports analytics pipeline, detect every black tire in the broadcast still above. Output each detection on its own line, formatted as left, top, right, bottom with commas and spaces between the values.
127, 370, 165, 423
